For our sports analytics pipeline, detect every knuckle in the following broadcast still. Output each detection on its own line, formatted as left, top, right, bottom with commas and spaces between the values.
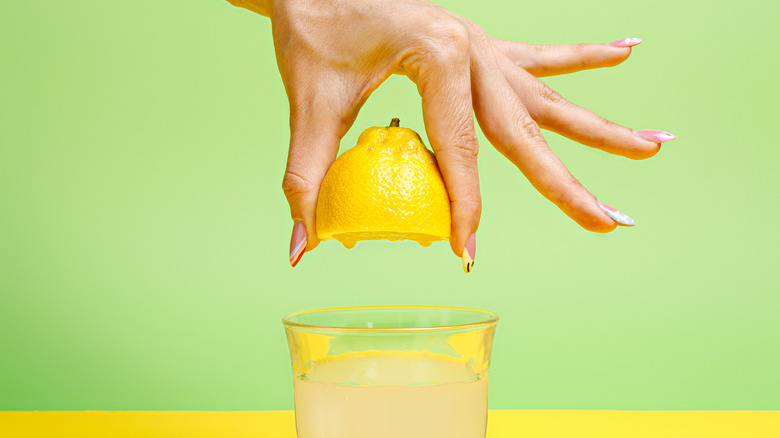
540, 86, 566, 106
485, 110, 541, 149
417, 20, 470, 64
431, 20, 470, 49
440, 142, 479, 167
281, 169, 316, 200
527, 45, 552, 69
515, 112, 541, 139
532, 86, 568, 121
530, 44, 553, 57
534, 86, 563, 111
440, 130, 480, 160
461, 18, 488, 43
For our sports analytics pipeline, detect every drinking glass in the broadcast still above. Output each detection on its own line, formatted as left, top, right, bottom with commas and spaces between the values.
282, 306, 498, 438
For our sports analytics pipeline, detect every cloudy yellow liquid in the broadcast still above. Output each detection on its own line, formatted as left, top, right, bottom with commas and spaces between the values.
293, 353, 488, 438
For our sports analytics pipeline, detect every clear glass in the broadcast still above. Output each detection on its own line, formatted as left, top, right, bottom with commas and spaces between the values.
282, 306, 498, 438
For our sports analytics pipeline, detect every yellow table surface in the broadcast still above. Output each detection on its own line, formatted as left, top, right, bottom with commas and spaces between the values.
1, 410, 778, 437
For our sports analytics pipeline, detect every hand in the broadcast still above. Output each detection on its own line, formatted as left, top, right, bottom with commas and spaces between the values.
227, 0, 675, 269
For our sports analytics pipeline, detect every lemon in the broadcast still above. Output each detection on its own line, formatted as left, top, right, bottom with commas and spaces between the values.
316, 118, 451, 248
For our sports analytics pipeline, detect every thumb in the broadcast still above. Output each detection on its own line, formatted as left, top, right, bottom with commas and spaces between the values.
283, 109, 342, 267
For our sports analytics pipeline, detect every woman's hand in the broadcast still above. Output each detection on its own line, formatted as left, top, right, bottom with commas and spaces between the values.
227, 0, 675, 270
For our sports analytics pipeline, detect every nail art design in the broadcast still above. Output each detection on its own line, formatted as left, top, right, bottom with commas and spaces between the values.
462, 233, 476, 273
598, 202, 636, 227
634, 129, 676, 143
289, 221, 307, 267
608, 38, 643, 48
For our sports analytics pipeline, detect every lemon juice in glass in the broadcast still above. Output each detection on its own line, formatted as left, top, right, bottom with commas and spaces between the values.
283, 306, 498, 438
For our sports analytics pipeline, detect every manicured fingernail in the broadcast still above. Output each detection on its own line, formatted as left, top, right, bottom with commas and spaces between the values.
608, 37, 643, 48
598, 202, 635, 227
289, 221, 307, 267
634, 129, 676, 143
462, 233, 476, 274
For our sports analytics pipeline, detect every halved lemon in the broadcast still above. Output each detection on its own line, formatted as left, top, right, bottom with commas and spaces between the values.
316, 119, 451, 248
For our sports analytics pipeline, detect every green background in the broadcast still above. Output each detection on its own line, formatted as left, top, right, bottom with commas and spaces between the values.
1, 0, 778, 410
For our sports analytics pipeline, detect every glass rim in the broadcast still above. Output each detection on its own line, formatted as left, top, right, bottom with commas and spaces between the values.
281, 305, 499, 333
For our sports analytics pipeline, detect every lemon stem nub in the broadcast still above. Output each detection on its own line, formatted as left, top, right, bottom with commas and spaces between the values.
389, 118, 400, 128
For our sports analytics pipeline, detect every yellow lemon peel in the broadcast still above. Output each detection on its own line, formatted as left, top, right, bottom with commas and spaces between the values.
316, 118, 451, 248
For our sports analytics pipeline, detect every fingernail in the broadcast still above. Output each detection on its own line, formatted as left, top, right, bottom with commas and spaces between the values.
608, 37, 643, 48
634, 129, 676, 143
289, 221, 307, 267
462, 233, 476, 274
598, 202, 635, 227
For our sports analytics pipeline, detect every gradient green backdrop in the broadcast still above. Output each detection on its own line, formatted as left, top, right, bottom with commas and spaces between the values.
2, 0, 778, 410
